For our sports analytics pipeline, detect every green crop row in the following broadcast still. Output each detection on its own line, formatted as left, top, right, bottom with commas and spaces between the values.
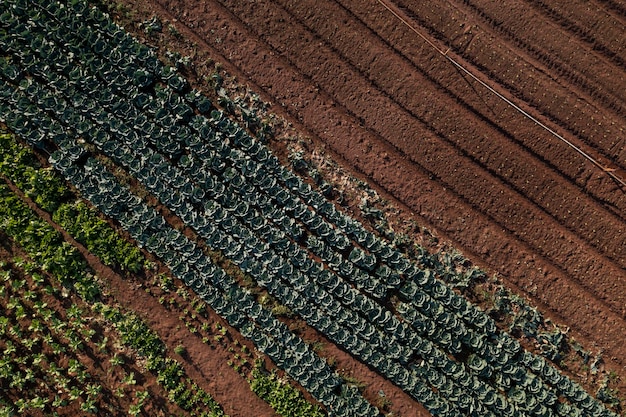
250, 365, 325, 417
0, 178, 224, 416
93, 302, 224, 416
0, 129, 331, 416
0, 259, 167, 416
0, 132, 144, 273
0, 182, 100, 302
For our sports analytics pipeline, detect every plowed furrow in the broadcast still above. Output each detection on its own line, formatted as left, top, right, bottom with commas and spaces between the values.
350, 0, 626, 208
315, 0, 626, 237
458, 0, 626, 110
153, 0, 626, 368
597, 0, 626, 20
393, 0, 626, 170
217, 0, 626, 291
522, 0, 626, 67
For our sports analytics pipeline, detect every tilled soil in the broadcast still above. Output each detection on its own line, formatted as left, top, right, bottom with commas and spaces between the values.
147, 0, 626, 356
115, 0, 626, 414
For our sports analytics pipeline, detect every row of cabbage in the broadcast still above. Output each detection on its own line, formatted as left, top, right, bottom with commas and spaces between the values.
8, 98, 376, 416
0, 0, 615, 416
0, 0, 604, 412
0, 24, 596, 417
0, 8, 379, 416
77, 152, 378, 415
1, 9, 478, 416
0, 68, 377, 417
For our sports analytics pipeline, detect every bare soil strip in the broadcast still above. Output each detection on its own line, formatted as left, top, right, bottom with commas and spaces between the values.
394, 0, 626, 168
598, 0, 626, 20
143, 0, 626, 377
3, 178, 277, 417
460, 0, 626, 110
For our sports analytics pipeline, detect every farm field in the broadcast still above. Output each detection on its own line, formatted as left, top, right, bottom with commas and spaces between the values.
1, 0, 626, 416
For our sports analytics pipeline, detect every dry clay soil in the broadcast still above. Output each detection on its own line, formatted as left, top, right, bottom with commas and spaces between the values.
114, 0, 626, 414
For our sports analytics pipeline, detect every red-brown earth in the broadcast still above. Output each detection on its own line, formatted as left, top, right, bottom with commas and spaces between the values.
11, 0, 620, 415
108, 0, 626, 412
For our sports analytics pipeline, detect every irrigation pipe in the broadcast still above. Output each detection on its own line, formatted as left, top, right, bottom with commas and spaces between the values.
375, 0, 626, 189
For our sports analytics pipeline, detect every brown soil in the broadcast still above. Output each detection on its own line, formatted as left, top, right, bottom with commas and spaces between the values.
112, 0, 626, 410
2, 178, 277, 417
0, 241, 182, 416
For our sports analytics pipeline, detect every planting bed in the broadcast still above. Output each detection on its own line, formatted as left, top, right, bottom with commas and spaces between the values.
1, 0, 626, 416
146, 0, 626, 373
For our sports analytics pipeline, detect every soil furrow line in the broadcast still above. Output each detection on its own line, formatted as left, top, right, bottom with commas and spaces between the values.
521, 0, 626, 67
219, 0, 626, 295
393, 0, 626, 170
456, 0, 626, 111
596, 0, 626, 20
343, 0, 626, 211
150, 0, 626, 368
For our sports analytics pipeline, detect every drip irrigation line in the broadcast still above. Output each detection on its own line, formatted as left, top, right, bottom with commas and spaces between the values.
375, 0, 626, 189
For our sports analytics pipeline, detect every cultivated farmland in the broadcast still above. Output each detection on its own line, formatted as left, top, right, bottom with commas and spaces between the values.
1, 0, 625, 416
